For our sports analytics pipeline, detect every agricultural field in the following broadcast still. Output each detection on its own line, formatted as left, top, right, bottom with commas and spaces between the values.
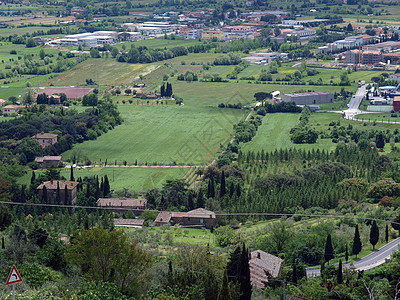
62, 104, 246, 164
19, 166, 190, 192
355, 113, 400, 123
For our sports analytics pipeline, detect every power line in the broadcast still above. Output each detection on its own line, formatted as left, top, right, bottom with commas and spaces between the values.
1, 201, 400, 225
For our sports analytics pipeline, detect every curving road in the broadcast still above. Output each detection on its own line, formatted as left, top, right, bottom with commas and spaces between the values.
307, 237, 400, 277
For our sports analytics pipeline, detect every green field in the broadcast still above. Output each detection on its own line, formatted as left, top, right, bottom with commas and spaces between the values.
241, 113, 336, 153
355, 113, 400, 123
19, 166, 190, 192
63, 104, 246, 164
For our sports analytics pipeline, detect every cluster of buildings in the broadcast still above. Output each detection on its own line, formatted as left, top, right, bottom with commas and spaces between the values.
318, 35, 373, 54
242, 52, 288, 65
48, 30, 141, 47
343, 41, 400, 66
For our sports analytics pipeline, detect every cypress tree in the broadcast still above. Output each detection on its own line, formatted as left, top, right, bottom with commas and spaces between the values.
386, 223, 389, 243
229, 182, 235, 198
210, 177, 215, 198
392, 215, 400, 237
42, 186, 48, 204
188, 192, 194, 210
217, 270, 230, 300
353, 225, 362, 258
238, 244, 251, 300
70, 166, 74, 181
236, 183, 241, 198
369, 220, 379, 250
31, 171, 36, 184
345, 244, 349, 262
103, 175, 110, 197
337, 260, 343, 284
56, 182, 61, 205
227, 246, 241, 281
95, 176, 100, 200
220, 171, 226, 198
160, 83, 165, 97
1, 237, 4, 249
197, 189, 204, 208
324, 234, 334, 264
207, 178, 212, 198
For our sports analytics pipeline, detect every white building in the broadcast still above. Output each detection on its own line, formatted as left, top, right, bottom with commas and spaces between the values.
187, 29, 202, 39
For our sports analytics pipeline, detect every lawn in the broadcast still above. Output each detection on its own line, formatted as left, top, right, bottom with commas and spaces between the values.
19, 166, 190, 192
355, 113, 400, 123
62, 104, 246, 164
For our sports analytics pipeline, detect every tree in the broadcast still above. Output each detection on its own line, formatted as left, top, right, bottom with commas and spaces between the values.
103, 175, 110, 197
345, 244, 349, 262
347, 23, 353, 32
66, 228, 152, 297
337, 260, 343, 284
324, 234, 334, 264
367, 178, 400, 200
254, 92, 272, 106
26, 37, 37, 48
218, 270, 230, 300
70, 166, 74, 181
386, 224, 389, 243
220, 171, 226, 198
238, 244, 252, 300
376, 133, 385, 149
39, 49, 45, 59
292, 263, 297, 284
370, 220, 379, 250
0, 205, 12, 231
353, 225, 362, 258
392, 215, 400, 237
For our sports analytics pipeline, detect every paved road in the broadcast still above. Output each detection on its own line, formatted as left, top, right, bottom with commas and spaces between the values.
307, 237, 400, 277
332, 85, 367, 120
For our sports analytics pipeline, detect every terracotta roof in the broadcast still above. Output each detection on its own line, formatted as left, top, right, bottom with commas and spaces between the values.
113, 218, 145, 227
184, 208, 216, 219
97, 198, 147, 208
37, 180, 79, 190
3, 105, 24, 109
35, 156, 62, 163
154, 211, 186, 223
250, 250, 282, 277
32, 132, 58, 139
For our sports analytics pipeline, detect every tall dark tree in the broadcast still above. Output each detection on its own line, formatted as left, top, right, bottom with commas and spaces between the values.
217, 270, 230, 300
188, 191, 194, 210
229, 182, 235, 198
103, 175, 111, 197
70, 166, 74, 181
369, 220, 379, 250
238, 244, 252, 300
64, 185, 69, 205
345, 244, 349, 262
55, 182, 61, 205
95, 176, 100, 200
0, 205, 12, 231
376, 133, 385, 149
236, 183, 241, 197
197, 189, 204, 208
353, 225, 362, 258
324, 234, 334, 264
42, 186, 48, 204
30, 171, 36, 185
337, 260, 343, 284
220, 171, 226, 198
160, 83, 165, 97
392, 215, 400, 237
227, 246, 241, 281
386, 223, 389, 243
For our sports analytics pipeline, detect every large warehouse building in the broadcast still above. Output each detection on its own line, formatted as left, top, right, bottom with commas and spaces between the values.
281, 91, 334, 105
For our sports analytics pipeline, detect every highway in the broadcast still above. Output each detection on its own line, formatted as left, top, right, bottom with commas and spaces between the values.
307, 236, 400, 277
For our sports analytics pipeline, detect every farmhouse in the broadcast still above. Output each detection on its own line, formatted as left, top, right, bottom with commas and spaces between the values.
97, 198, 147, 215
35, 87, 94, 100
281, 91, 333, 105
249, 250, 283, 289
2, 105, 25, 116
154, 208, 216, 228
35, 156, 63, 168
37, 180, 79, 204
31, 132, 58, 148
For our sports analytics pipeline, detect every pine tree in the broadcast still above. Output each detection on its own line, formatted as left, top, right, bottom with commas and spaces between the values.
324, 234, 334, 264
217, 270, 230, 300
70, 166, 74, 181
337, 260, 343, 284
370, 220, 379, 250
220, 171, 226, 198
353, 225, 362, 258
386, 223, 389, 243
